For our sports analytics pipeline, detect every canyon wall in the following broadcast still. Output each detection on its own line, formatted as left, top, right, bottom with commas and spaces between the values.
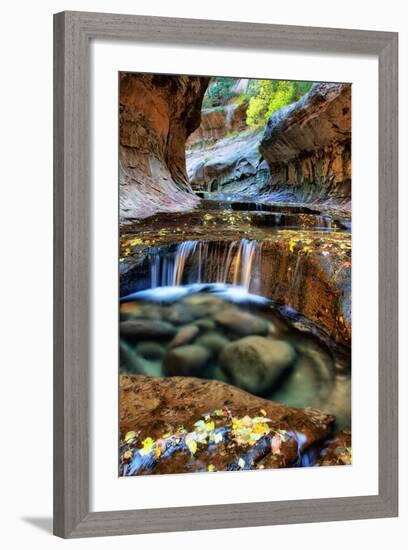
186, 101, 249, 148
186, 83, 269, 195
260, 83, 351, 202
119, 73, 209, 221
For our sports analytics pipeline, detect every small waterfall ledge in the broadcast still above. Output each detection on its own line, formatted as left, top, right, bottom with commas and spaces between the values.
148, 239, 262, 293
120, 236, 351, 347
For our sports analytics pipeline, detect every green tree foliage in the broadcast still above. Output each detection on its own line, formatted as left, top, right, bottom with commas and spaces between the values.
202, 77, 237, 108
246, 80, 313, 128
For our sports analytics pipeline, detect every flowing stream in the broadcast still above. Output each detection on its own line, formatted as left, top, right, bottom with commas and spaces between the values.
120, 199, 352, 471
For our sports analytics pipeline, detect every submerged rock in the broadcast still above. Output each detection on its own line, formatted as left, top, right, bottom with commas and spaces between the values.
119, 374, 335, 475
214, 309, 269, 336
194, 318, 216, 332
195, 332, 229, 356
168, 324, 200, 348
135, 341, 166, 360
163, 344, 211, 376
163, 305, 195, 325
120, 344, 163, 377
220, 336, 296, 394
120, 319, 176, 341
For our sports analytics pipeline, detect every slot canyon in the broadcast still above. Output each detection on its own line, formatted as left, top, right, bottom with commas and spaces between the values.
118, 74, 352, 475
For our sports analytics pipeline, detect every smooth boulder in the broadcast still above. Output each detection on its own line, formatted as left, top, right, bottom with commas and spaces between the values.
163, 345, 211, 376
120, 319, 176, 341
195, 332, 229, 356
135, 341, 166, 360
214, 309, 269, 336
168, 324, 200, 348
220, 336, 296, 395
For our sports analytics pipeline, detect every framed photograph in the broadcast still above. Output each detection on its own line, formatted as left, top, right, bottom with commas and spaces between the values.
53, 11, 398, 538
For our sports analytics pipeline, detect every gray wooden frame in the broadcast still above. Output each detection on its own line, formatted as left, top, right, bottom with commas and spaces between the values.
53, 10, 398, 538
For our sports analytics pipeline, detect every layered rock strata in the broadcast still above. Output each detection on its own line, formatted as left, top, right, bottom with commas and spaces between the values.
260, 83, 351, 201
119, 73, 209, 220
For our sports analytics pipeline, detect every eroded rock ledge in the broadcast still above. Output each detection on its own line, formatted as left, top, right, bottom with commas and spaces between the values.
120, 73, 209, 221
120, 374, 335, 475
260, 83, 351, 202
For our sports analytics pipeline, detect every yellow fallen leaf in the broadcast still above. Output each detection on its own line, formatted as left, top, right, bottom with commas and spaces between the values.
141, 437, 155, 453
124, 431, 136, 443
205, 421, 215, 432
185, 434, 198, 455
207, 464, 216, 472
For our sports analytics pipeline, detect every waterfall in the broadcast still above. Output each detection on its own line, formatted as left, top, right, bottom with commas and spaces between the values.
149, 239, 262, 293
173, 241, 198, 285
232, 239, 262, 290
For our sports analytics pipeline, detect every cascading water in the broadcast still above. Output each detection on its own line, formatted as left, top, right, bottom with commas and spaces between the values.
232, 239, 262, 290
149, 239, 262, 293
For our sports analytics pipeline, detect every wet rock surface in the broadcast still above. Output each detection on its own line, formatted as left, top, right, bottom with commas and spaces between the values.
119, 287, 350, 430
214, 309, 269, 336
168, 324, 200, 348
117, 76, 353, 476
120, 319, 176, 341
120, 220, 351, 346
221, 336, 296, 395
119, 374, 335, 475
318, 431, 352, 466
164, 344, 211, 377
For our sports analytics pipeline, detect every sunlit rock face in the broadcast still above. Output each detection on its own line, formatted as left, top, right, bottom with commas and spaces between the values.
119, 73, 209, 221
260, 83, 351, 202
186, 100, 248, 148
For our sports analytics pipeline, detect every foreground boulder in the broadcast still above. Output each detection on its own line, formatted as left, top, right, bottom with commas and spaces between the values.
119, 73, 209, 220
319, 431, 352, 466
119, 374, 335, 475
260, 83, 351, 202
220, 336, 296, 394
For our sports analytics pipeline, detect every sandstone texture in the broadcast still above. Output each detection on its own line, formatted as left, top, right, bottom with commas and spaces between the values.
119, 374, 335, 475
187, 129, 270, 194
186, 101, 249, 147
120, 225, 351, 346
119, 73, 209, 220
318, 431, 352, 466
260, 83, 351, 201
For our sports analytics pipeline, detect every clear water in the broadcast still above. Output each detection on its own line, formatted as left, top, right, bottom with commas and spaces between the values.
120, 283, 350, 431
